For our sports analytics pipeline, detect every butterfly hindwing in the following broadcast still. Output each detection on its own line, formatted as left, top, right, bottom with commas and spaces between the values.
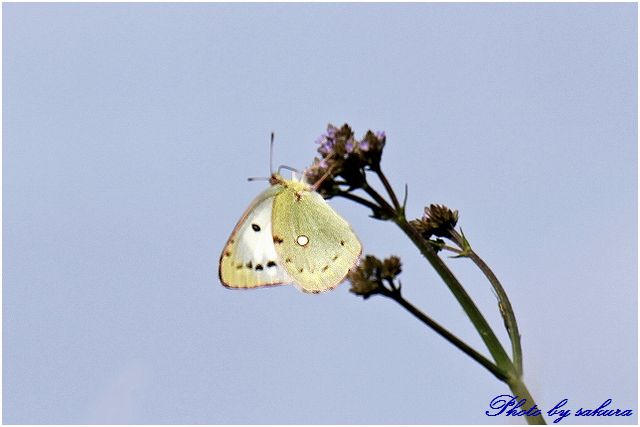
271, 187, 362, 293
219, 185, 292, 288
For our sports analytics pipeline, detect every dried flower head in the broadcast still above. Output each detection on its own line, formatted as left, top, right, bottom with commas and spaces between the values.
382, 256, 402, 280
305, 124, 387, 198
348, 255, 383, 299
411, 204, 459, 238
348, 255, 402, 299
359, 130, 386, 169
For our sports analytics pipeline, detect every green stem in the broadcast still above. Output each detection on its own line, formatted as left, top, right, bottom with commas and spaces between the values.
393, 216, 513, 371
361, 181, 514, 373
395, 217, 545, 424
450, 229, 523, 377
347, 171, 545, 424
361, 181, 395, 213
335, 191, 380, 213
507, 377, 547, 424
373, 166, 401, 211
432, 241, 464, 254
381, 286, 507, 381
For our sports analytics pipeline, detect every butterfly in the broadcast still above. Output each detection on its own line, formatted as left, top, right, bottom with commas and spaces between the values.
219, 171, 362, 293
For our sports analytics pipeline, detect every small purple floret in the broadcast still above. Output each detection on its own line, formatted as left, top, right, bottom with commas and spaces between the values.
318, 139, 335, 155
345, 140, 354, 152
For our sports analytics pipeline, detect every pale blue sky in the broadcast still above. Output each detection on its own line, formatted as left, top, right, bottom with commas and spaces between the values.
3, 3, 637, 424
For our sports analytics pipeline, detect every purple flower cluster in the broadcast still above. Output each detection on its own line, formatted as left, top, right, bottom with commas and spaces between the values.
314, 124, 385, 160
305, 123, 387, 197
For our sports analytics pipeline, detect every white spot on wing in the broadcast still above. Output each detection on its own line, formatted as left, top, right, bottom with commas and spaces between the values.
296, 235, 309, 246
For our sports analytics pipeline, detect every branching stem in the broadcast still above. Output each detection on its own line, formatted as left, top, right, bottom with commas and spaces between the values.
335, 191, 379, 213
379, 286, 507, 381
372, 166, 401, 211
361, 174, 515, 375
331, 154, 545, 424
449, 229, 524, 376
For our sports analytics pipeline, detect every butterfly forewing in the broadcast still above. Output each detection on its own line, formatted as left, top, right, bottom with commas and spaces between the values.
271, 188, 362, 293
219, 186, 292, 288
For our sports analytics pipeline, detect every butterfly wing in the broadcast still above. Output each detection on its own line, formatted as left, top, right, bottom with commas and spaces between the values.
271, 187, 362, 293
219, 185, 292, 288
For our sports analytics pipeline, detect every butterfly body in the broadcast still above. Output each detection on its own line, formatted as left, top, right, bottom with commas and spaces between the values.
219, 173, 361, 293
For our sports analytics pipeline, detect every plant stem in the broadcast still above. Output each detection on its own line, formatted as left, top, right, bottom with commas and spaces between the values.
342, 170, 546, 424
335, 191, 380, 213
361, 180, 514, 374
394, 217, 513, 369
373, 167, 401, 211
361, 181, 395, 213
507, 376, 547, 425
433, 242, 464, 254
394, 216, 546, 424
450, 229, 523, 377
380, 286, 507, 381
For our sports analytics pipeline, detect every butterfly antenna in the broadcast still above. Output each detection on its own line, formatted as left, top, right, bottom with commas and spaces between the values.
247, 176, 270, 182
246, 132, 276, 183
269, 132, 275, 176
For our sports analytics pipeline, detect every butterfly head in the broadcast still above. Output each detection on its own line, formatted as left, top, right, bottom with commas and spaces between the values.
269, 172, 310, 193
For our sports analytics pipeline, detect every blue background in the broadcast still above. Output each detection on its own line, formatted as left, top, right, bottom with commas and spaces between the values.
4, 3, 637, 424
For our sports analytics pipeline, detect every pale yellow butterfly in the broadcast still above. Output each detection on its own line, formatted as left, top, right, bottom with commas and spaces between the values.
219, 168, 362, 294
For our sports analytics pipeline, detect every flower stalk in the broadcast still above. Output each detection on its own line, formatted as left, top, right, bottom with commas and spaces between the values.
306, 124, 545, 424
449, 228, 524, 377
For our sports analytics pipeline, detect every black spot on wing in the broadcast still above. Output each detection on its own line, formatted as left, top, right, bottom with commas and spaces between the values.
251, 223, 261, 232
255, 264, 263, 271
267, 261, 276, 268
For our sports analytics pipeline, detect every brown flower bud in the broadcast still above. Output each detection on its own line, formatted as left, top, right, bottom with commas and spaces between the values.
382, 256, 402, 280
348, 255, 402, 299
412, 204, 459, 238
